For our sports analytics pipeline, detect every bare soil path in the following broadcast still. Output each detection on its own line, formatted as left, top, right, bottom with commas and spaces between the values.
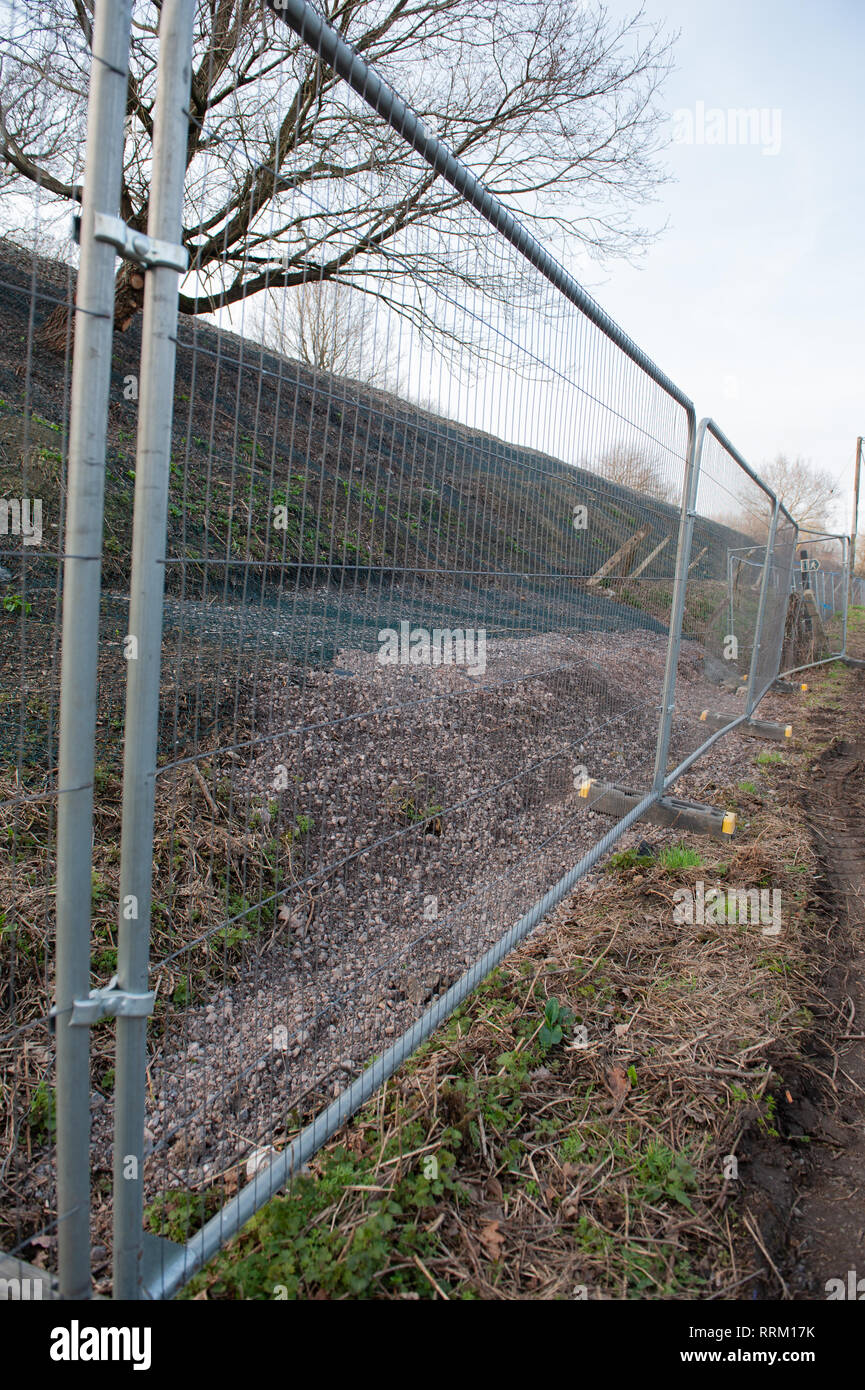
786, 729, 865, 1297
738, 654, 865, 1301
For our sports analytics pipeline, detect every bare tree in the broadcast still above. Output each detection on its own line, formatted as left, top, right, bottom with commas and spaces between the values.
250, 277, 395, 387
593, 444, 677, 504
741, 454, 841, 535
1, 1, 675, 349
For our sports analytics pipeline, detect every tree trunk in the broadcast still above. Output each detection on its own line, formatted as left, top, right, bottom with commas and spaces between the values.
36, 262, 147, 352
113, 260, 147, 332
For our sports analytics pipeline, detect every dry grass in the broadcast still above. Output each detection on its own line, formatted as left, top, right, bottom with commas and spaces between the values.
0, 735, 288, 1243
182, 777, 822, 1299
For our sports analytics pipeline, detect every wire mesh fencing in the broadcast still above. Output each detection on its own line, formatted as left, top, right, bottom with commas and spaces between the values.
751, 507, 799, 704
659, 421, 776, 781
130, 4, 703, 1296
0, 0, 133, 1297
0, 0, 854, 1300
781, 529, 849, 676
0, 235, 75, 1295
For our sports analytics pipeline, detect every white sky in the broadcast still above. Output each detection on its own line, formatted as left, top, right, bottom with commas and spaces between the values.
564, 0, 864, 530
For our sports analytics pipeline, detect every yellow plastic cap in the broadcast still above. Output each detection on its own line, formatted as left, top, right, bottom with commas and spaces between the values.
784, 725, 793, 738
578, 779, 593, 798
721, 811, 737, 835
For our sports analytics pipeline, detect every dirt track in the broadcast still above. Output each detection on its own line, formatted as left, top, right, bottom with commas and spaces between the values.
787, 731, 865, 1296
735, 658, 865, 1300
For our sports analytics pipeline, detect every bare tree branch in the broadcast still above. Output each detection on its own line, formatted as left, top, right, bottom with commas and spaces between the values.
1, 0, 676, 347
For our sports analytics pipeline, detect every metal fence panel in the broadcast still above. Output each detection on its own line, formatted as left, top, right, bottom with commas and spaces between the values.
0, 236, 75, 1301
124, 6, 700, 1297
782, 528, 849, 676
1, 0, 828, 1300
112, 0, 196, 1301
659, 420, 775, 780
751, 506, 798, 706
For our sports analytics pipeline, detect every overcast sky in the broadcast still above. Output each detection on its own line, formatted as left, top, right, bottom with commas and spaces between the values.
564, 0, 863, 530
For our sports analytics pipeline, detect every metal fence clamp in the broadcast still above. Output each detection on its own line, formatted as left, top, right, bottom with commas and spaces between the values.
58, 977, 156, 1028
93, 213, 188, 274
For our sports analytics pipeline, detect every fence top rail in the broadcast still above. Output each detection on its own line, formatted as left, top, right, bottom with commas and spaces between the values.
697, 417, 777, 506
795, 528, 848, 544
264, 0, 696, 430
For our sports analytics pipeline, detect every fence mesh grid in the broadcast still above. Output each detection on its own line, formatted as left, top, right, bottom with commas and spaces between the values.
663, 428, 773, 774
753, 510, 797, 701
0, 230, 85, 1276
134, 72, 696, 1261
784, 530, 847, 674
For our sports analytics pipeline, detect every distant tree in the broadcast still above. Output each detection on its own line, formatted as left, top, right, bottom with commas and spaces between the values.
743, 454, 841, 535
0, 0, 676, 350
594, 444, 677, 504
250, 278, 394, 388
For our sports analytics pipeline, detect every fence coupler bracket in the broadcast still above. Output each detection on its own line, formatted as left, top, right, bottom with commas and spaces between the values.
700, 710, 792, 741
579, 779, 735, 840
57, 975, 156, 1028
93, 213, 188, 273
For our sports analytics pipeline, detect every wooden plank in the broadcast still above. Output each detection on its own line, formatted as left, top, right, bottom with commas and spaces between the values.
586, 524, 651, 587
687, 545, 708, 574
628, 534, 670, 580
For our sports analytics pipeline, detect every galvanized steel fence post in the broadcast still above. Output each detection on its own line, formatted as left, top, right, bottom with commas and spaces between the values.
652, 417, 701, 791
112, 0, 195, 1300
745, 498, 780, 717
850, 437, 862, 606
54, 0, 134, 1301
764, 508, 798, 698
841, 535, 849, 656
